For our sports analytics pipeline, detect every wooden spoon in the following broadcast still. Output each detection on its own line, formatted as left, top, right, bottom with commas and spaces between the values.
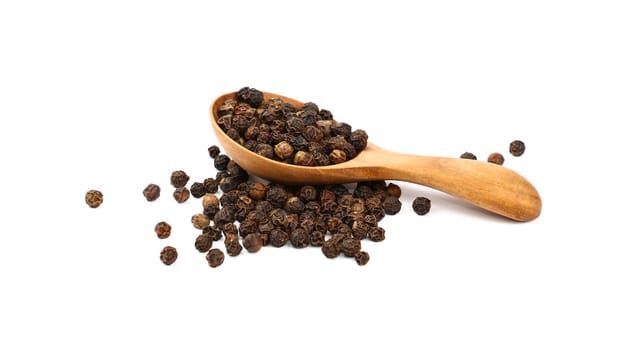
210, 92, 542, 222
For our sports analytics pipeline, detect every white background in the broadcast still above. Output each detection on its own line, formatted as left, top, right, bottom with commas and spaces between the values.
1, 1, 642, 349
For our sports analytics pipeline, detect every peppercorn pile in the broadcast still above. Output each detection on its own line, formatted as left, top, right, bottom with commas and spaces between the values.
216, 87, 368, 166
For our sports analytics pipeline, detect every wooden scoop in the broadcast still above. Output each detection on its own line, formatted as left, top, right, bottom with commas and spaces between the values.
210, 92, 542, 222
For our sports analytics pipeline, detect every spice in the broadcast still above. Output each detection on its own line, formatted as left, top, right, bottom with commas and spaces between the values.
160, 246, 178, 266
203, 226, 222, 241
202, 194, 220, 208
143, 184, 161, 201
206, 248, 225, 268
510, 140, 526, 157
208, 145, 221, 159
269, 228, 289, 247
368, 227, 385, 242
194, 234, 213, 253
85, 189, 103, 208
237, 87, 264, 108
173, 187, 190, 203
460, 152, 477, 160
248, 182, 268, 201
214, 154, 230, 171
340, 238, 361, 257
170, 170, 190, 188
487, 152, 505, 165
386, 183, 402, 198
242, 233, 263, 253
204, 178, 218, 193
382, 196, 402, 215
191, 213, 211, 229
412, 197, 431, 216
274, 141, 294, 160
354, 251, 370, 266
290, 228, 310, 248
155, 221, 172, 239
190, 182, 206, 198
225, 236, 243, 256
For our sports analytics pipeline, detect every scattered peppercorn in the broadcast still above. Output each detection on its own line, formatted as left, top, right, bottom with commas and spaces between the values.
173, 187, 190, 203
204, 178, 218, 193
191, 213, 211, 229
354, 251, 370, 266
202, 194, 220, 208
460, 152, 477, 160
214, 154, 230, 171
510, 140, 526, 157
225, 236, 243, 256
208, 145, 221, 159
194, 234, 213, 253
143, 184, 161, 201
206, 248, 225, 268
85, 189, 103, 208
155, 221, 172, 239
242, 233, 263, 253
170, 170, 190, 188
487, 152, 505, 165
382, 196, 402, 215
412, 197, 431, 216
190, 182, 206, 198
160, 246, 178, 266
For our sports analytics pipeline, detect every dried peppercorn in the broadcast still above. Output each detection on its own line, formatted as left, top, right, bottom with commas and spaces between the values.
340, 237, 361, 257
224, 236, 243, 256
321, 239, 341, 259
412, 197, 431, 216
329, 149, 347, 164
274, 141, 294, 160
203, 226, 222, 241
191, 213, 211, 229
487, 152, 505, 165
266, 184, 288, 208
206, 248, 225, 268
204, 178, 218, 193
170, 170, 190, 188
510, 140, 526, 157
214, 154, 230, 171
269, 228, 289, 247
290, 228, 309, 248
242, 233, 262, 253
382, 196, 402, 215
173, 187, 190, 203
160, 246, 178, 266
293, 151, 315, 166
284, 197, 305, 214
237, 87, 264, 108
310, 230, 326, 247
85, 189, 103, 208
190, 182, 206, 198
208, 145, 221, 159
248, 182, 268, 201
203, 204, 219, 220
368, 227, 385, 242
202, 194, 220, 208
460, 152, 477, 160
385, 183, 402, 198
349, 129, 368, 151
195, 234, 213, 253
155, 221, 172, 239
143, 184, 161, 202
354, 251, 370, 266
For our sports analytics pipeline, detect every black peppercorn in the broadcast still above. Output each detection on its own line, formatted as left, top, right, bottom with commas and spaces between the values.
225, 236, 243, 256
242, 233, 262, 253
170, 170, 190, 188
191, 213, 211, 229
293, 151, 315, 166
204, 177, 218, 193
190, 182, 206, 198
382, 196, 402, 215
340, 237, 361, 257
510, 140, 526, 157
385, 183, 402, 198
155, 221, 171, 239
412, 197, 432, 215
354, 251, 370, 266
143, 184, 161, 202
274, 141, 294, 160
321, 239, 341, 259
310, 230, 326, 247
173, 187, 190, 203
206, 248, 225, 268
368, 227, 385, 242
160, 246, 178, 266
208, 145, 221, 159
237, 87, 264, 108
214, 154, 230, 171
202, 194, 220, 208
195, 234, 213, 253
85, 189, 103, 208
269, 228, 289, 247
460, 152, 477, 160
290, 228, 309, 248
203, 226, 222, 241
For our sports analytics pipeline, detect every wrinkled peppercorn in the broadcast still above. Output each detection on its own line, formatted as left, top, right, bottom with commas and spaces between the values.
202, 194, 220, 208
204, 178, 218, 193
191, 213, 211, 229
510, 140, 525, 157
487, 152, 505, 165
195, 234, 213, 253
321, 239, 341, 259
386, 183, 402, 198
242, 233, 262, 253
214, 154, 230, 170
155, 221, 172, 239
354, 251, 370, 266
269, 228, 289, 247
460, 152, 477, 160
382, 196, 402, 215
206, 248, 225, 268
170, 170, 190, 188
143, 184, 161, 202
203, 226, 222, 241
237, 87, 264, 108
225, 236, 243, 256
274, 141, 294, 160
190, 182, 206, 198
340, 237, 361, 257
290, 228, 309, 248
412, 197, 431, 216
208, 145, 221, 159
160, 246, 178, 266
85, 189, 103, 208
173, 187, 190, 203
368, 227, 385, 242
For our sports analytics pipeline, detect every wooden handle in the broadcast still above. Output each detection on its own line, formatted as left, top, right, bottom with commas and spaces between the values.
378, 151, 542, 221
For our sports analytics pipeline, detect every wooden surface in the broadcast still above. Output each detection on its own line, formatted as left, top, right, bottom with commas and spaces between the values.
210, 92, 542, 221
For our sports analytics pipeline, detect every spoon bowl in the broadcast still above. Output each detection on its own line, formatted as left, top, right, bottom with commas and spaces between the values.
210, 91, 542, 222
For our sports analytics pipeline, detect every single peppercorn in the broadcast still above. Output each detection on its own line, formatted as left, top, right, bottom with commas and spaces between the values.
85, 189, 103, 208
143, 184, 161, 202
293, 150, 315, 166
191, 213, 211, 229
202, 194, 220, 208
321, 240, 341, 259
214, 154, 230, 171
225, 236, 243, 256
194, 234, 214, 253
290, 228, 310, 248
208, 145, 221, 159
412, 197, 432, 216
340, 237, 361, 257
203, 226, 222, 241
190, 182, 206, 198
160, 246, 178, 266
204, 178, 218, 193
173, 187, 190, 203
155, 221, 172, 239
460, 152, 477, 160
354, 251, 370, 266
237, 87, 264, 108
274, 141, 294, 160
385, 183, 402, 198
382, 196, 402, 215
242, 233, 263, 253
329, 149, 347, 164
510, 140, 526, 157
170, 170, 190, 188
248, 182, 268, 201
269, 228, 289, 247
368, 227, 385, 242
487, 152, 505, 165
206, 248, 225, 268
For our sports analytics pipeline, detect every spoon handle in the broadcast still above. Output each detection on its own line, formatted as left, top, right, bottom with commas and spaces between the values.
378, 151, 542, 221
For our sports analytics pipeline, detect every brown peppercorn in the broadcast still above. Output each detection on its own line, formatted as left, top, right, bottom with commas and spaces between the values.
486, 152, 504, 165
340, 237, 361, 257
203, 204, 219, 220
202, 194, 220, 208
310, 230, 326, 247
349, 129, 368, 151
329, 149, 347, 164
248, 182, 268, 201
321, 240, 341, 259
237, 87, 264, 108
368, 227, 385, 242
266, 184, 288, 207
206, 248, 225, 268
510, 140, 526, 157
190, 182, 206, 198
269, 228, 289, 247
208, 145, 221, 159
284, 196, 305, 214
274, 141, 294, 160
412, 197, 432, 215
143, 184, 161, 202
191, 213, 211, 229
224, 236, 243, 256
290, 228, 309, 248
85, 189, 103, 208
160, 246, 178, 266
242, 233, 263, 253
293, 150, 315, 166
382, 196, 402, 215
460, 152, 477, 160
204, 177, 218, 193
203, 226, 222, 241
170, 170, 190, 188
194, 234, 213, 253
354, 251, 370, 266
385, 183, 402, 198
214, 154, 231, 170
155, 221, 172, 239
173, 187, 190, 203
